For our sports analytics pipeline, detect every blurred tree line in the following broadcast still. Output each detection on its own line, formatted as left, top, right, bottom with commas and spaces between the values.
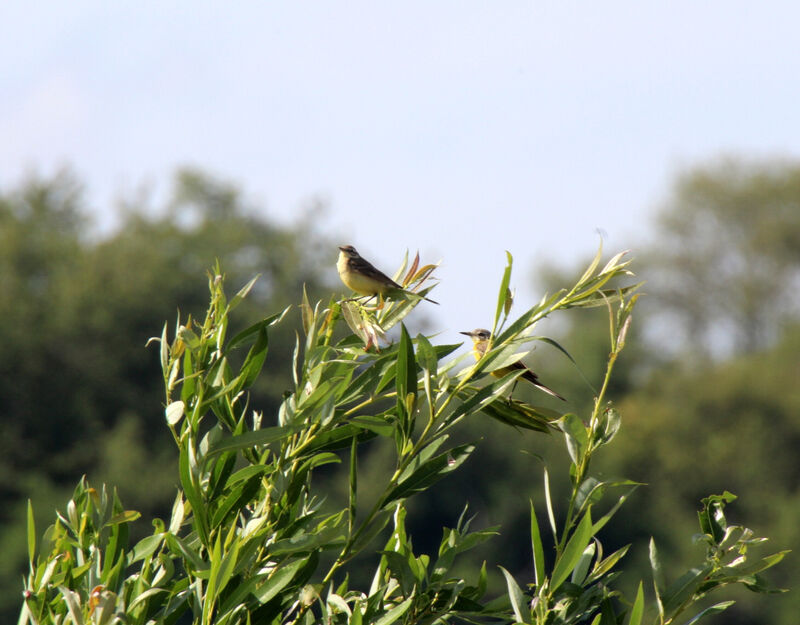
0, 168, 336, 616
1, 157, 797, 623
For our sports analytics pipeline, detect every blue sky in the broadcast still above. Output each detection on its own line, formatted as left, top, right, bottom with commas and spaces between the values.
2, 2, 799, 346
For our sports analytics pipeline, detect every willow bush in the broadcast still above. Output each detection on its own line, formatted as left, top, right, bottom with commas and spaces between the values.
20, 248, 786, 624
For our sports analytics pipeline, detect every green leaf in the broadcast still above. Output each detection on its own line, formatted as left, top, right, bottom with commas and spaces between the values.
211, 472, 263, 529
591, 482, 640, 535
530, 500, 546, 589
26, 500, 35, 564
628, 582, 644, 625
503, 287, 514, 317
301, 284, 314, 336
469, 339, 533, 379
373, 596, 414, 625
448, 371, 523, 424
350, 415, 394, 437
661, 565, 714, 619
576, 241, 604, 289
208, 425, 299, 456
225, 310, 288, 352
551, 509, 593, 591
395, 323, 416, 403
207, 534, 240, 607
416, 334, 438, 377
585, 544, 630, 585
252, 558, 308, 604
718, 550, 790, 579
682, 601, 735, 624
327, 593, 352, 618
698, 491, 736, 544
303, 423, 379, 453
480, 398, 558, 432
544, 467, 558, 542
743, 572, 789, 593
649, 538, 665, 609
561, 413, 588, 466
350, 509, 392, 554
58, 586, 85, 625
492, 251, 514, 333
499, 565, 526, 623
131, 533, 165, 563
396, 436, 449, 483
416, 333, 438, 404
382, 444, 475, 507
349, 436, 357, 533
158, 322, 169, 374
571, 542, 596, 585
228, 274, 261, 312
599, 407, 622, 445
166, 533, 207, 573
574, 477, 604, 514
236, 323, 269, 391
105, 510, 141, 526
179, 438, 208, 545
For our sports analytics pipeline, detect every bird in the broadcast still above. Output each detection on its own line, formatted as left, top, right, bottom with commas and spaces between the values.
460, 328, 565, 400
337, 245, 438, 304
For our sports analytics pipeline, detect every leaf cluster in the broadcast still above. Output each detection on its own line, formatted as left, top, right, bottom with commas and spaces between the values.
19, 246, 786, 625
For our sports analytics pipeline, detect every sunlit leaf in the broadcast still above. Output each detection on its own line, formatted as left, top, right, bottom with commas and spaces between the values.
530, 500, 546, 588
628, 582, 644, 625
492, 251, 513, 333
499, 566, 526, 623
165, 400, 185, 425
681, 602, 735, 625
551, 509, 593, 591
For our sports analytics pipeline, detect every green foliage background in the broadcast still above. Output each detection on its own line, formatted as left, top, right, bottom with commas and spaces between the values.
2, 157, 797, 623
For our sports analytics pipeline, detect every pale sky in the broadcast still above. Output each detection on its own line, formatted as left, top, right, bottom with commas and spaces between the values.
2, 2, 800, 348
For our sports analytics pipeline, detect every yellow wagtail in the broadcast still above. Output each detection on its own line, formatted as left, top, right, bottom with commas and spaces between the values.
460, 328, 565, 400
337, 245, 438, 304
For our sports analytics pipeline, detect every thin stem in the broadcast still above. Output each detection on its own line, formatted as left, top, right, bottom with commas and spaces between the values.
558, 347, 619, 555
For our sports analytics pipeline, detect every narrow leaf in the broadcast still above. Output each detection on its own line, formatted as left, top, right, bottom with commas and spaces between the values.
544, 467, 558, 542
662, 565, 714, 618
561, 413, 588, 466
551, 510, 593, 591
26, 500, 35, 564
373, 596, 414, 625
237, 324, 269, 390
382, 444, 474, 506
349, 436, 358, 533
301, 284, 313, 336
499, 566, 526, 624
628, 582, 644, 625
682, 601, 735, 625
530, 500, 546, 588
492, 251, 513, 333
229, 274, 260, 311
252, 558, 307, 604
208, 425, 299, 456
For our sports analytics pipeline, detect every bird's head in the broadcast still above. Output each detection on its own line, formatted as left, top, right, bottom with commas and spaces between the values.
460, 328, 492, 342
460, 328, 491, 355
338, 245, 360, 258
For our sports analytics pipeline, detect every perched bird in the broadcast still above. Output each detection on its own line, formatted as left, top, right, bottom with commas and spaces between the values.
337, 245, 438, 304
460, 328, 565, 400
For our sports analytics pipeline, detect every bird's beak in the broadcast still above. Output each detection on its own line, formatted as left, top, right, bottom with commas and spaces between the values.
338, 246, 348, 252
459, 331, 472, 337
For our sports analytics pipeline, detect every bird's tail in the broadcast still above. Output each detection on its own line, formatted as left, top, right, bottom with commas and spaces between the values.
534, 380, 566, 401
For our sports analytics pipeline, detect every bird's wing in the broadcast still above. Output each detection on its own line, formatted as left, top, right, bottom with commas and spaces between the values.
513, 362, 566, 401
350, 257, 402, 288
